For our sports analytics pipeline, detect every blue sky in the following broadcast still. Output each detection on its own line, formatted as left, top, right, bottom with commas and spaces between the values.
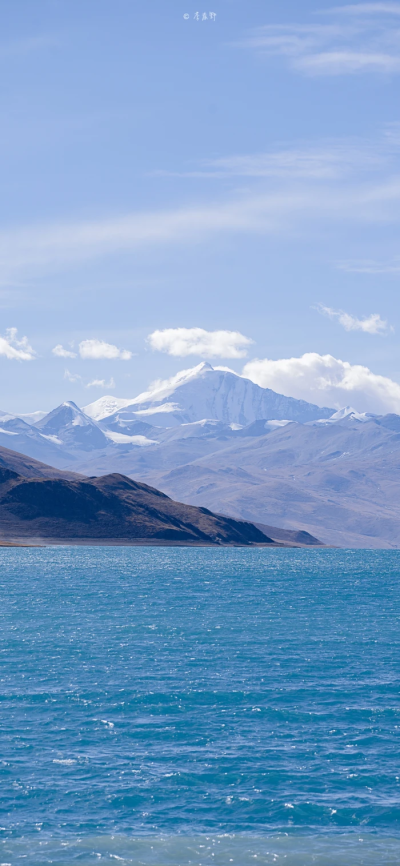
2, 0, 400, 413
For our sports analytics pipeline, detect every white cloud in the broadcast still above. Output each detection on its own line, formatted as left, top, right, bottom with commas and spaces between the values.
239, 5, 400, 76
316, 304, 391, 333
0, 327, 35, 361
148, 328, 254, 359
86, 378, 116, 389
78, 339, 132, 360
243, 352, 400, 414
52, 344, 77, 358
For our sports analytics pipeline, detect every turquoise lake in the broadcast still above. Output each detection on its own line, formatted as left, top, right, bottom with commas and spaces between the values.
1, 547, 400, 865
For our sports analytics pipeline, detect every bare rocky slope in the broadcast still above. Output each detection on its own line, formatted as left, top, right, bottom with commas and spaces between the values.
0, 464, 273, 546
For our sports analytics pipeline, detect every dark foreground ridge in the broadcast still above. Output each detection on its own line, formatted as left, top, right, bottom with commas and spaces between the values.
0, 466, 274, 546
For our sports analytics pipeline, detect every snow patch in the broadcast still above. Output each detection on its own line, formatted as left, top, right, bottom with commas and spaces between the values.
82, 395, 135, 421
40, 433, 64, 445
104, 430, 157, 446
265, 419, 292, 429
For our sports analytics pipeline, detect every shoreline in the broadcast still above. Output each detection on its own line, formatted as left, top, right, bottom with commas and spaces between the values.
0, 537, 329, 548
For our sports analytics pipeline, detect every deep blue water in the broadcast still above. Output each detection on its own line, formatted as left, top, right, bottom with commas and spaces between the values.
1, 547, 400, 865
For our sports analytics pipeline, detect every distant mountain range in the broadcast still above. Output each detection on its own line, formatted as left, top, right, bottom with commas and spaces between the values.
2, 361, 400, 548
0, 363, 336, 471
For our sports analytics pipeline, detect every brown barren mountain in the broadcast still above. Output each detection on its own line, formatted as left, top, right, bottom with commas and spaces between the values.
0, 466, 274, 546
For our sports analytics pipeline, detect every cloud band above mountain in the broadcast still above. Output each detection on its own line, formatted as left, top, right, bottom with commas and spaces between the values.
243, 352, 400, 414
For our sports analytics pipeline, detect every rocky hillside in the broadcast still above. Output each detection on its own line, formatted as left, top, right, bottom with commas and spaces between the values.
0, 466, 273, 546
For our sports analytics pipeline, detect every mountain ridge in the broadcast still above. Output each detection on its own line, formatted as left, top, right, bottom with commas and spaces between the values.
0, 462, 274, 547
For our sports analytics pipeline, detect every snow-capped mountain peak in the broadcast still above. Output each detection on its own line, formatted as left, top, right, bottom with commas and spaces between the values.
37, 401, 92, 432
82, 395, 136, 422
330, 406, 359, 421
128, 362, 218, 407
308, 406, 378, 426
83, 363, 334, 429
82, 364, 220, 422
36, 401, 109, 451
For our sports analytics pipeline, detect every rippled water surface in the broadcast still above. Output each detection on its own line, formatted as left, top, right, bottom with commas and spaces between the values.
1, 547, 400, 864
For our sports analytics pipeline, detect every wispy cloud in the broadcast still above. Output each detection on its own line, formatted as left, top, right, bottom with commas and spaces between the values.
326, 4, 400, 16
243, 352, 400, 414
63, 369, 116, 389
297, 51, 400, 73
2, 131, 400, 277
156, 142, 382, 180
64, 369, 81, 384
0, 328, 35, 361
0, 182, 399, 277
0, 35, 58, 61
316, 303, 392, 333
238, 4, 400, 75
148, 327, 254, 359
337, 257, 400, 272
0, 202, 275, 278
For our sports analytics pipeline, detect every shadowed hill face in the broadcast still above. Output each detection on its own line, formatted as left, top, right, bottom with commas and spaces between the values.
0, 469, 273, 546
0, 468, 20, 485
